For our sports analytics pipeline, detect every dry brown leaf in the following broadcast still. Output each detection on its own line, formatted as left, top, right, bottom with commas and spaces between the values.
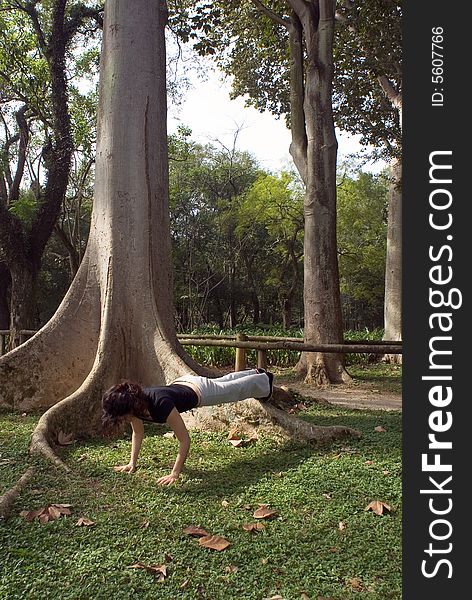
261, 557, 269, 565
221, 499, 229, 508
264, 595, 284, 600
39, 513, 49, 524
338, 521, 346, 530
163, 431, 175, 438
198, 534, 231, 551
57, 431, 75, 446
76, 517, 95, 527
365, 460, 373, 465
328, 547, 338, 553
48, 505, 62, 520
228, 436, 245, 448
140, 520, 150, 529
225, 565, 239, 573
253, 505, 278, 519
365, 500, 391, 515
180, 579, 189, 589
374, 425, 386, 433
127, 563, 167, 581
348, 577, 363, 590
20, 508, 44, 522
183, 525, 209, 537
51, 504, 72, 515
300, 593, 310, 600
383, 470, 390, 476
322, 493, 332, 500
242, 522, 265, 533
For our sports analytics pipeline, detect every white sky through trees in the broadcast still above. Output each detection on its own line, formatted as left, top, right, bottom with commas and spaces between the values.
167, 68, 385, 174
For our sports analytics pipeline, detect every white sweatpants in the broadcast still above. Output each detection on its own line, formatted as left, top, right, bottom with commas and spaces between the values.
172, 369, 270, 407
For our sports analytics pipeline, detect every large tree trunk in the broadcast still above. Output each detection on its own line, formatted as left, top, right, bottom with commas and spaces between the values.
383, 157, 402, 363
292, 1, 350, 385
0, 0, 359, 470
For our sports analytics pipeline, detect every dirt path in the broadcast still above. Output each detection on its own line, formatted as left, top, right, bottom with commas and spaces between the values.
278, 380, 402, 411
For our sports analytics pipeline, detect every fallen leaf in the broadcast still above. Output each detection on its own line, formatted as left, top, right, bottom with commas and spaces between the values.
225, 565, 238, 573
328, 547, 338, 553
348, 577, 363, 590
338, 521, 346, 530
296, 403, 308, 411
242, 522, 265, 533
383, 470, 390, 475
48, 505, 62, 520
198, 535, 231, 551
20, 504, 71, 523
57, 431, 75, 446
20, 508, 44, 522
183, 525, 209, 537
76, 517, 95, 527
243, 504, 252, 510
127, 563, 167, 581
261, 557, 269, 565
221, 499, 229, 508
374, 425, 386, 433
322, 493, 332, 500
77, 454, 87, 462
180, 579, 189, 589
228, 436, 245, 448
163, 431, 175, 438
365, 500, 391, 515
140, 520, 150, 529
253, 505, 278, 520
264, 595, 284, 600
51, 504, 72, 515
365, 460, 373, 465
300, 593, 310, 600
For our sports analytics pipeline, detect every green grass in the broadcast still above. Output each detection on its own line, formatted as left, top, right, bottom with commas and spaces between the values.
1, 404, 401, 600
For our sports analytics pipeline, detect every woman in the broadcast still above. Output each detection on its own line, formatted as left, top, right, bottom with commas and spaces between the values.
101, 369, 274, 485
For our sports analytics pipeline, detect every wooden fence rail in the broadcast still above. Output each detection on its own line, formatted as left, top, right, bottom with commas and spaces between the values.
1, 330, 402, 372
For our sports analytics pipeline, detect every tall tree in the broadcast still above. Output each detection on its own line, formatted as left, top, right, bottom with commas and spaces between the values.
0, 0, 357, 467
176, 0, 350, 384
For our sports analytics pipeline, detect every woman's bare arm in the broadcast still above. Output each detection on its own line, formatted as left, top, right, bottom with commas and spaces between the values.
114, 416, 144, 473
156, 408, 190, 485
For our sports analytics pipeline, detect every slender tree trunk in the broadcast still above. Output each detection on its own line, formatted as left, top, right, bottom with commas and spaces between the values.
383, 157, 402, 363
0, 264, 10, 330
9, 260, 38, 348
282, 298, 292, 329
294, 1, 350, 384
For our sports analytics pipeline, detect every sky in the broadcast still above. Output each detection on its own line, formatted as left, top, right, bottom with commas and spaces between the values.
167, 67, 385, 174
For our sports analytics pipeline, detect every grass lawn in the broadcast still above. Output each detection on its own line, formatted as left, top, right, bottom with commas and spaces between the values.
1, 397, 402, 599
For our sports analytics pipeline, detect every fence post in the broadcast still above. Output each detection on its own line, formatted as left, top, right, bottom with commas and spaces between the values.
235, 333, 248, 371
257, 349, 268, 371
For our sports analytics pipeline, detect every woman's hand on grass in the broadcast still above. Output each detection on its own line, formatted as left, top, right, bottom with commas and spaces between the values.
113, 463, 136, 473
156, 473, 179, 486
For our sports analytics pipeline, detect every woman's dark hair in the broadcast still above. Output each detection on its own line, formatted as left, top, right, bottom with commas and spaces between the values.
101, 380, 148, 437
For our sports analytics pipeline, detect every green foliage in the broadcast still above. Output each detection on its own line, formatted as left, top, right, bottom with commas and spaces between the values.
337, 167, 388, 327
7, 190, 38, 226
181, 326, 386, 368
0, 402, 401, 599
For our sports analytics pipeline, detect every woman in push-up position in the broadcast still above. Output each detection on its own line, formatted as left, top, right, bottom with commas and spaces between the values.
101, 369, 274, 485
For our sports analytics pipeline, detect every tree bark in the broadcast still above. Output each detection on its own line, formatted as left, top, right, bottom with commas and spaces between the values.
383, 157, 402, 363
292, 0, 350, 384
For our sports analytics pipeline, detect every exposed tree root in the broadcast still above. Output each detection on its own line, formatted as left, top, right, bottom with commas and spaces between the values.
0, 466, 35, 521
